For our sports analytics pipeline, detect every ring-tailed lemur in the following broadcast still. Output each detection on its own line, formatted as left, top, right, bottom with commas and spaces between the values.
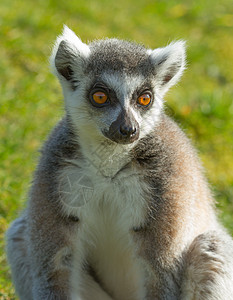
6, 26, 233, 300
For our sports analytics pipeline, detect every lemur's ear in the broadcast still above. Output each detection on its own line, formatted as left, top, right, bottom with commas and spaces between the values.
50, 25, 90, 89
148, 41, 186, 96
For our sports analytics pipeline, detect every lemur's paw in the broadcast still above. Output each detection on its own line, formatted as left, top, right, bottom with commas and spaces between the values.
181, 231, 233, 300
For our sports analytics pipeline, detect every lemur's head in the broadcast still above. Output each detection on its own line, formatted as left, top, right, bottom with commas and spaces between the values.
51, 26, 186, 145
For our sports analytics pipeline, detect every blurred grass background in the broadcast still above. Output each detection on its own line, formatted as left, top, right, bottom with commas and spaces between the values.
0, 0, 233, 298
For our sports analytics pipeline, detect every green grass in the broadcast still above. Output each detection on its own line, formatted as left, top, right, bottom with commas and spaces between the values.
0, 0, 233, 298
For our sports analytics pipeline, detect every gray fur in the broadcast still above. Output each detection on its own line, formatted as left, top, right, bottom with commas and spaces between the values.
87, 39, 154, 77
6, 27, 233, 300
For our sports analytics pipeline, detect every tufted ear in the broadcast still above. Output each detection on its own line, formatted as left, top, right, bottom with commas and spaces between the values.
50, 25, 90, 89
148, 41, 186, 96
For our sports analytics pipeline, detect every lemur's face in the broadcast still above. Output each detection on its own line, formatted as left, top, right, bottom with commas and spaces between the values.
51, 27, 186, 146
84, 73, 151, 144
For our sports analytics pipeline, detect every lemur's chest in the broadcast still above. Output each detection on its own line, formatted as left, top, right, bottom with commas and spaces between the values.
60, 160, 147, 299
60, 158, 147, 226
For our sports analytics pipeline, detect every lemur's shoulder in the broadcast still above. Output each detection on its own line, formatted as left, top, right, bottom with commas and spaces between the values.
39, 117, 79, 165
134, 113, 199, 166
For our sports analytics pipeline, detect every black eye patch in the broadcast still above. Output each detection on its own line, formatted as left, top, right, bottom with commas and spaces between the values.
87, 81, 119, 107
131, 82, 154, 110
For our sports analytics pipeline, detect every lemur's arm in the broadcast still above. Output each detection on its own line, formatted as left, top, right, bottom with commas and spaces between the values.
28, 184, 74, 300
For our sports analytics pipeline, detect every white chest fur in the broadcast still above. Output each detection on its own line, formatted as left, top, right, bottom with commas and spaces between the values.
58, 155, 148, 300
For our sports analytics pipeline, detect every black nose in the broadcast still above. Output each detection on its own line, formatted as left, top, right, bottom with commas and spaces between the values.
104, 110, 140, 144
119, 124, 137, 137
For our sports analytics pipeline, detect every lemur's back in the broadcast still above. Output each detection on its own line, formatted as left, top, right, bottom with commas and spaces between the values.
6, 27, 233, 300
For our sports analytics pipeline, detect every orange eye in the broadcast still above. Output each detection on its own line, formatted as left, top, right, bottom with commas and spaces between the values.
92, 91, 108, 105
137, 93, 151, 106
